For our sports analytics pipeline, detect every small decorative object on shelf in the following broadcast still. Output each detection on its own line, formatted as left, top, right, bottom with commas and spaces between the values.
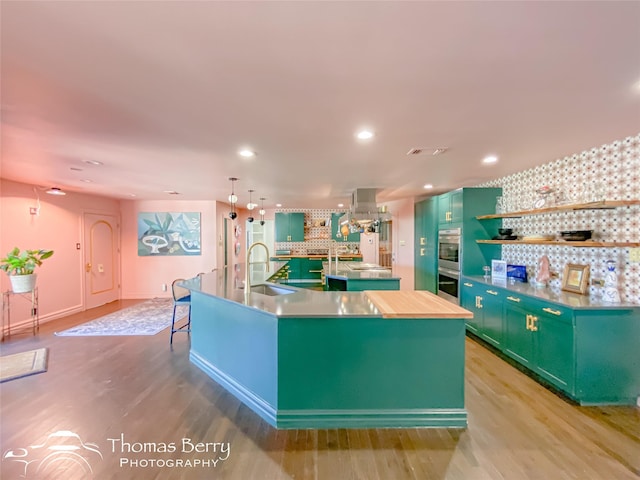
602, 260, 621, 303
483, 265, 491, 280
532, 255, 551, 288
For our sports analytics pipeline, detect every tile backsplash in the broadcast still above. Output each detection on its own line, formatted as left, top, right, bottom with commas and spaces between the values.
480, 133, 640, 304
275, 208, 360, 254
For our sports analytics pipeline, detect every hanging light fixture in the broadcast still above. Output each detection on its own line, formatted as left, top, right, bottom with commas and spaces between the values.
247, 189, 256, 222
228, 177, 238, 220
259, 197, 266, 226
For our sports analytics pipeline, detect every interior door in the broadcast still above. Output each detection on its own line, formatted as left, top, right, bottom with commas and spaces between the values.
84, 213, 120, 309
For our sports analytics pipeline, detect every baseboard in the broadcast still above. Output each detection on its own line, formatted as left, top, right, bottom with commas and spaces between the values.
1, 303, 83, 335
275, 408, 468, 429
189, 351, 278, 427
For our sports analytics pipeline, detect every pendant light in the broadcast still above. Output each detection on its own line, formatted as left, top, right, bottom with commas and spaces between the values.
247, 189, 255, 222
259, 197, 266, 226
228, 177, 238, 220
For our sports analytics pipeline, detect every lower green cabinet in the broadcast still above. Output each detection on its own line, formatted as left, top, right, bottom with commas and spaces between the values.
459, 280, 502, 347
533, 304, 574, 393
504, 296, 534, 367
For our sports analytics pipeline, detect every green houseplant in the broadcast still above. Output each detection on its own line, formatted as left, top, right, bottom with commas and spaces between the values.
1, 247, 54, 293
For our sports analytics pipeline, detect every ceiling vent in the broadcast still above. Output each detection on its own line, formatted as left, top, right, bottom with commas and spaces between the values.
406, 147, 448, 156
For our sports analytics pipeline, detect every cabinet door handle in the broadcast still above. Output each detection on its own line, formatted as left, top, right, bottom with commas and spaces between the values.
486, 290, 498, 296
420, 248, 425, 256
475, 296, 479, 308
420, 237, 426, 246
463, 282, 473, 287
507, 296, 521, 302
530, 316, 538, 331
543, 307, 562, 316
526, 314, 531, 331
477, 296, 483, 309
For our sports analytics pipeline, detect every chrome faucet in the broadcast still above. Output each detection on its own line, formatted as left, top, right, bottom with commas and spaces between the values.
328, 239, 337, 272
245, 242, 270, 295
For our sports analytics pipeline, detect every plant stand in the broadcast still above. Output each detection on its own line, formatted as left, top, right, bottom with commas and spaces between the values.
2, 287, 39, 341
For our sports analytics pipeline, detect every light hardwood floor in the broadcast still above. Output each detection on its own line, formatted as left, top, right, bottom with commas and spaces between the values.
1, 300, 638, 479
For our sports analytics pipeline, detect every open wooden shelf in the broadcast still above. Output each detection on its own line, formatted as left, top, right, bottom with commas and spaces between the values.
477, 239, 640, 247
476, 199, 640, 220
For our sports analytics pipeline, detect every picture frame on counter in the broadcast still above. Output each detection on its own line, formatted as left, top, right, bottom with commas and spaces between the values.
562, 263, 590, 295
491, 259, 507, 286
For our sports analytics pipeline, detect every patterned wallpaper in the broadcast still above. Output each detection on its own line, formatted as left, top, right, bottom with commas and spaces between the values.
480, 133, 640, 304
275, 208, 360, 254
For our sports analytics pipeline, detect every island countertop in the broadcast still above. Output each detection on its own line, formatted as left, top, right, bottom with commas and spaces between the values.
323, 261, 402, 280
180, 266, 465, 319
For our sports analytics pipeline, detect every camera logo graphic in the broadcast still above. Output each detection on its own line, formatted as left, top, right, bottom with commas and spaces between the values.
3, 430, 103, 478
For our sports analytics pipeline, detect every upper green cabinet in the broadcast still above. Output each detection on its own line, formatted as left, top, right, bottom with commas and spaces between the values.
414, 197, 438, 293
331, 213, 360, 242
438, 189, 463, 226
275, 212, 305, 242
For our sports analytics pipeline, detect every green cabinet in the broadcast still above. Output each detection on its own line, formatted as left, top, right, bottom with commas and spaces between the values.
331, 213, 360, 242
460, 280, 502, 347
438, 189, 463, 226
415, 187, 502, 278
275, 213, 305, 242
463, 276, 640, 405
503, 295, 534, 368
414, 198, 438, 293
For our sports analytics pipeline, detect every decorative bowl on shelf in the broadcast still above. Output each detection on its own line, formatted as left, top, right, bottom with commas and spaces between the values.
498, 228, 513, 236
559, 230, 593, 241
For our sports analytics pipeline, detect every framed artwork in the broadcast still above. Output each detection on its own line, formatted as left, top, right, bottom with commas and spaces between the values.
562, 263, 590, 295
138, 212, 201, 256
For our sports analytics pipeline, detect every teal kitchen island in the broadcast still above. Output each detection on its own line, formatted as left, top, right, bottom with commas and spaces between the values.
180, 266, 471, 429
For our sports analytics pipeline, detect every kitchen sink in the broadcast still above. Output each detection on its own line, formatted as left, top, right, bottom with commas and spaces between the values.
250, 284, 297, 296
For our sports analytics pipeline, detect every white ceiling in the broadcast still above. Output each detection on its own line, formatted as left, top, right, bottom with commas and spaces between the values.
1, 1, 639, 208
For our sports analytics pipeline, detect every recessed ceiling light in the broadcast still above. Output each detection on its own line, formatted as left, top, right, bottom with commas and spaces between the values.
46, 187, 66, 196
128, 194, 137, 197
81, 179, 93, 183
338, 203, 344, 208
84, 160, 103, 166
239, 149, 256, 158
356, 130, 374, 140
423, 184, 434, 189
276, 203, 282, 207
482, 155, 498, 165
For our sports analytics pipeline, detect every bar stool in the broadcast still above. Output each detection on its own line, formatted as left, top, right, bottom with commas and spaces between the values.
170, 279, 191, 345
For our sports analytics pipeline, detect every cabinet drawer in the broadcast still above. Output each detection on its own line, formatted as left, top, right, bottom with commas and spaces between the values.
530, 300, 573, 324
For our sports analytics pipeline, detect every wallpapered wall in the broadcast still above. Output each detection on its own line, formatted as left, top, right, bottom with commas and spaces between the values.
274, 209, 360, 253
481, 133, 640, 304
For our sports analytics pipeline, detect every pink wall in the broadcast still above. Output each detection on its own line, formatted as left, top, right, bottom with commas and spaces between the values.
120, 199, 219, 299
1, 179, 120, 324
386, 198, 416, 291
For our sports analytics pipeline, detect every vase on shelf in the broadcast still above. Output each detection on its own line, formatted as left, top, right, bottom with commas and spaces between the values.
602, 260, 621, 303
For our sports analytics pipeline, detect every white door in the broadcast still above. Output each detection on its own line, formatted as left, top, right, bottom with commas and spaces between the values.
84, 213, 120, 309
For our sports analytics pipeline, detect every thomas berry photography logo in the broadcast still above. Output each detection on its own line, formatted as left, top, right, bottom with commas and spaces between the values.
3, 430, 103, 478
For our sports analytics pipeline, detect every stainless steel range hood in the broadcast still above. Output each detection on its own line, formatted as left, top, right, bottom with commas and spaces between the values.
338, 188, 391, 231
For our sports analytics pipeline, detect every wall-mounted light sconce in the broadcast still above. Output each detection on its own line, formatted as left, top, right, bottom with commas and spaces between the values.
228, 177, 238, 220
247, 190, 256, 222
46, 187, 66, 196
259, 197, 266, 226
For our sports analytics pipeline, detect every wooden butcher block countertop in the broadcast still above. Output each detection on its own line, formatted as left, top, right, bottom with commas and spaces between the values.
365, 290, 473, 319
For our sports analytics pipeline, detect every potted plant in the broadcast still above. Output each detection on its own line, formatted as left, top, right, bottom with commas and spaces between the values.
0, 247, 54, 293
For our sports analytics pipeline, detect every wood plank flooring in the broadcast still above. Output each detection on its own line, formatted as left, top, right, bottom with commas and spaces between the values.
1, 300, 638, 479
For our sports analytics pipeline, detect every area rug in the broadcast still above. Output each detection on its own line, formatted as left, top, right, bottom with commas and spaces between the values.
0, 348, 49, 383
55, 298, 188, 337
